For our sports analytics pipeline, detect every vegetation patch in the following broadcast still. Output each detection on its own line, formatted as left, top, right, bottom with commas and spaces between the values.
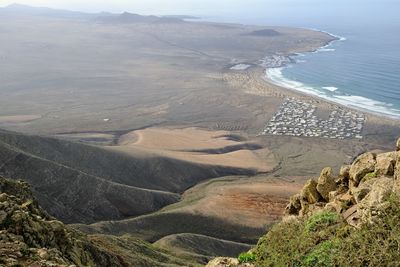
302, 240, 338, 267
362, 171, 377, 182
305, 211, 338, 232
254, 194, 400, 267
238, 252, 256, 263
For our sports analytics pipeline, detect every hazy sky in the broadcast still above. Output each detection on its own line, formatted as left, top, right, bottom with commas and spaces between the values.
0, 0, 396, 14
0, 0, 398, 28
2, 0, 283, 14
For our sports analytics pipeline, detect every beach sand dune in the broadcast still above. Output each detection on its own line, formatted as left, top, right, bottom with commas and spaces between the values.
112, 127, 276, 172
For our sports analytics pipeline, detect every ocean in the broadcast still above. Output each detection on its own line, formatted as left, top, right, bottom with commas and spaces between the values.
265, 25, 400, 119
196, 1, 400, 119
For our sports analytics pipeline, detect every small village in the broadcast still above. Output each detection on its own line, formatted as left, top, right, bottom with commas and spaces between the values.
262, 98, 365, 139
259, 54, 292, 68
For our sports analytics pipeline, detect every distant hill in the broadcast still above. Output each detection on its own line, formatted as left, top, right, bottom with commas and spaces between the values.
96, 12, 185, 24
0, 4, 185, 24
162, 15, 200, 20
0, 3, 95, 19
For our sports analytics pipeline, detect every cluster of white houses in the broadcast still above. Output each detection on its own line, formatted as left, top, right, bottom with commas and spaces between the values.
259, 54, 291, 68
262, 98, 365, 139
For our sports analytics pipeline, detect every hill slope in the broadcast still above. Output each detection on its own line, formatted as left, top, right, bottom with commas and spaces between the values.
0, 130, 254, 223
0, 176, 195, 267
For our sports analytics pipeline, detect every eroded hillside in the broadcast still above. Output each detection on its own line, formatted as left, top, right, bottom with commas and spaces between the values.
0, 176, 196, 266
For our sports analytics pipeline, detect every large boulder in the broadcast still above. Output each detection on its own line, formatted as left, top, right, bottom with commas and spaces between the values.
300, 179, 321, 204
285, 193, 301, 215
359, 177, 394, 224
393, 153, 400, 192
206, 257, 241, 267
339, 165, 351, 179
375, 152, 396, 176
316, 167, 337, 201
395, 152, 400, 180
342, 204, 361, 228
352, 178, 378, 203
349, 152, 376, 186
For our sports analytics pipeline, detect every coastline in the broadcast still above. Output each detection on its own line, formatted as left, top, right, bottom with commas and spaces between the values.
261, 30, 400, 121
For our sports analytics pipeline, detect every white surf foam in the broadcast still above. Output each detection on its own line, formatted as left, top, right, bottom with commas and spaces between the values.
265, 68, 321, 96
307, 28, 347, 43
317, 48, 336, 52
322, 86, 339, 92
265, 68, 400, 119
333, 95, 400, 118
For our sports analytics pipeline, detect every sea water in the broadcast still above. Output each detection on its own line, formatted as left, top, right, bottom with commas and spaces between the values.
266, 25, 400, 118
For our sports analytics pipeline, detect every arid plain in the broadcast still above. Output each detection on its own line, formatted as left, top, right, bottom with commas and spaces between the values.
0, 7, 399, 264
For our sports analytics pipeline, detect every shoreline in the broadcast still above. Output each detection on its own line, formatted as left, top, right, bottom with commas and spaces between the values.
258, 69, 400, 126
261, 30, 400, 121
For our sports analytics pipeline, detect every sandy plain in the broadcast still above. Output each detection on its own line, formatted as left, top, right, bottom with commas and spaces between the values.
111, 127, 276, 172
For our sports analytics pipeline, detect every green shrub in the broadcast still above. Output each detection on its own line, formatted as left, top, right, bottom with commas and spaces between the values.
362, 171, 377, 183
302, 240, 338, 267
305, 211, 338, 232
335, 193, 400, 266
0, 215, 13, 229
254, 193, 400, 267
254, 218, 313, 266
238, 252, 256, 263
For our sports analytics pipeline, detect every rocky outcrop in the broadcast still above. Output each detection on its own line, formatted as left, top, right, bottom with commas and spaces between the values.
0, 176, 124, 267
206, 257, 254, 267
352, 178, 377, 203
375, 152, 396, 176
285, 139, 400, 228
207, 138, 400, 267
358, 177, 394, 224
316, 167, 337, 201
285, 194, 301, 215
395, 152, 400, 180
349, 152, 376, 186
300, 179, 320, 204
339, 165, 350, 179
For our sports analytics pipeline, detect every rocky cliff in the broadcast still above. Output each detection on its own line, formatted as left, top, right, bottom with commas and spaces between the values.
284, 137, 400, 227
208, 137, 400, 266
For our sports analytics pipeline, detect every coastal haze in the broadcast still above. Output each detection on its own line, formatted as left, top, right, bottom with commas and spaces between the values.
0, 1, 399, 265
